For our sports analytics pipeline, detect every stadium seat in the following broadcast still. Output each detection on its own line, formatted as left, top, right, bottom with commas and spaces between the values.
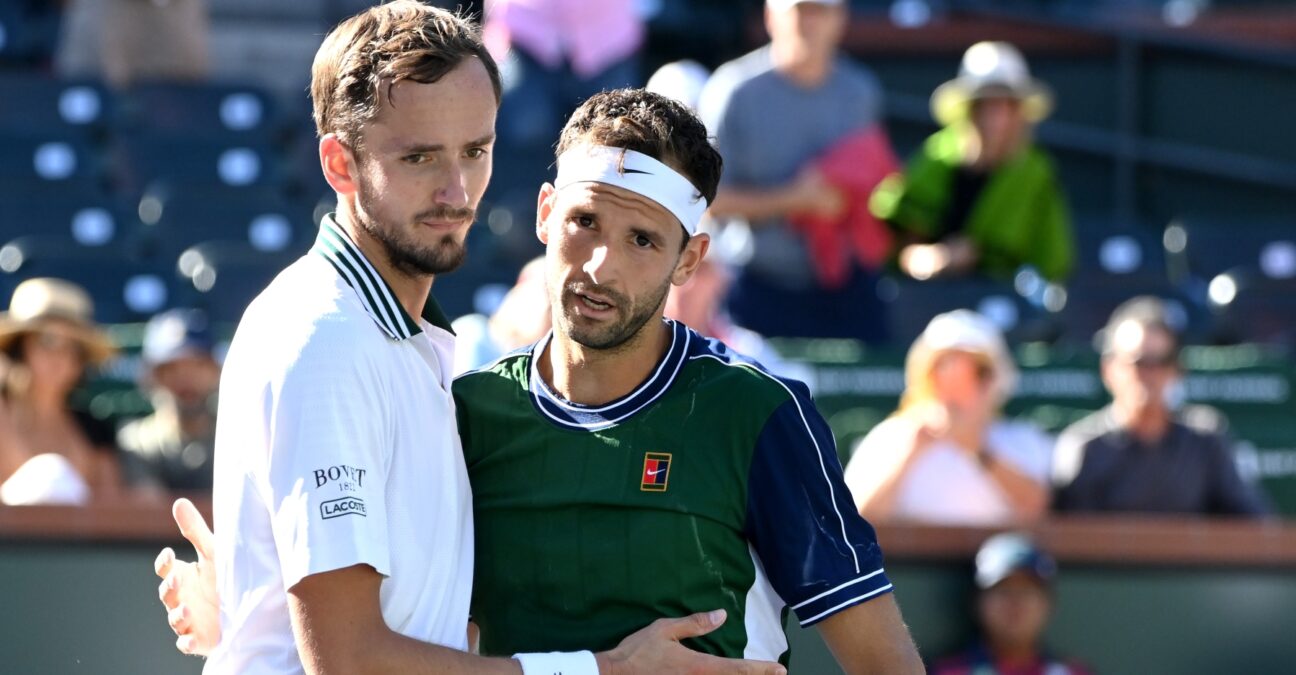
1203, 267, 1296, 346
168, 240, 297, 323
133, 184, 313, 259
0, 0, 61, 65
1171, 220, 1296, 282
0, 236, 172, 323
113, 136, 283, 193
879, 277, 1046, 346
0, 73, 113, 141
116, 80, 280, 143
0, 134, 103, 183
4, 187, 137, 252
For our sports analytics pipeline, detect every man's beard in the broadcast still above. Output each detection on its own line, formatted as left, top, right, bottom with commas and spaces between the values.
558, 275, 673, 352
354, 180, 474, 276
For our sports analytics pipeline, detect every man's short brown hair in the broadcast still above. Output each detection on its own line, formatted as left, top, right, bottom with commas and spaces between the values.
310, 0, 501, 148
555, 89, 723, 207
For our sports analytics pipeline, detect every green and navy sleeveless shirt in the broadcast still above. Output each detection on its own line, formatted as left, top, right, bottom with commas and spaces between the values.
452, 320, 892, 665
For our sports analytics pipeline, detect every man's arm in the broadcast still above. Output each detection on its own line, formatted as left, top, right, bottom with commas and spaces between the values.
157, 501, 787, 675
708, 168, 844, 224
815, 595, 923, 675
288, 563, 520, 675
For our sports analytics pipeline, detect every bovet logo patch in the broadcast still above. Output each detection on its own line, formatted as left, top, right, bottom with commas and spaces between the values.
320, 496, 366, 519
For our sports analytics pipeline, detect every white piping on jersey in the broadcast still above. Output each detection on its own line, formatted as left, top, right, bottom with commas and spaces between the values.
688, 353, 861, 574
527, 324, 692, 431
790, 568, 886, 610
529, 321, 685, 414
798, 583, 894, 627
319, 226, 410, 340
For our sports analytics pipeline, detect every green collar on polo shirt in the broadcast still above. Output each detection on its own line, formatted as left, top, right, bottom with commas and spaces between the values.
311, 213, 455, 340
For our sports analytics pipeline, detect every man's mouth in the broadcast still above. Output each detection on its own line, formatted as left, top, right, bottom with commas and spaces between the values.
576, 292, 613, 312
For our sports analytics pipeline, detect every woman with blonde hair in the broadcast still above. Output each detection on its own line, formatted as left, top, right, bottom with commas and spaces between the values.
844, 310, 1051, 525
0, 278, 122, 504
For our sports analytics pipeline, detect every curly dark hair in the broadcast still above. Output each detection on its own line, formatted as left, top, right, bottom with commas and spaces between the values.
555, 89, 723, 207
310, 1, 501, 149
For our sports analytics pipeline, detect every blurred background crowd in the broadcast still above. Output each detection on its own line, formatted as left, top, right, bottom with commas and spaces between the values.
0, 0, 1294, 669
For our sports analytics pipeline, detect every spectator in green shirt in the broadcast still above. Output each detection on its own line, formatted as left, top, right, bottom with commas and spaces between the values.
872, 41, 1074, 283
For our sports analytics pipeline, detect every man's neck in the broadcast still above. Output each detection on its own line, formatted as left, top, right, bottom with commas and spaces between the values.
986, 639, 1041, 669
770, 44, 833, 88
1113, 400, 1172, 444
335, 207, 433, 323
539, 320, 672, 406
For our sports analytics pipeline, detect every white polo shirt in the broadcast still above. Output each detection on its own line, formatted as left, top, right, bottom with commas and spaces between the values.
206, 215, 474, 674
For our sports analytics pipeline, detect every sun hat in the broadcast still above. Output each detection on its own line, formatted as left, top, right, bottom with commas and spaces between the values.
901, 309, 1019, 411
0, 278, 116, 364
931, 41, 1054, 126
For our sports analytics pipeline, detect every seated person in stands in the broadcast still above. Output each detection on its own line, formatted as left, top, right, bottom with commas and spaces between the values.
1052, 297, 1271, 516
931, 533, 1091, 675
871, 41, 1074, 283
845, 310, 1051, 525
119, 309, 220, 493
0, 278, 122, 504
450, 257, 551, 375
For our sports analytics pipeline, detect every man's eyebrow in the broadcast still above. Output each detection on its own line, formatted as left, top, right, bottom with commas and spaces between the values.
395, 134, 496, 154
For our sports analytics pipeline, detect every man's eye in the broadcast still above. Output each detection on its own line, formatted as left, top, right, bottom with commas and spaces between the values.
634, 235, 654, 248
404, 154, 429, 164
576, 216, 594, 228
466, 148, 488, 159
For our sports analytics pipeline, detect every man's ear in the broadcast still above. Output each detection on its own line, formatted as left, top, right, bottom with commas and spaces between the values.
671, 232, 711, 287
320, 133, 360, 197
536, 183, 557, 245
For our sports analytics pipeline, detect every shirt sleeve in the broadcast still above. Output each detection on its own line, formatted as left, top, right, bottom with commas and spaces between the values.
1206, 432, 1272, 516
263, 332, 392, 591
745, 379, 893, 628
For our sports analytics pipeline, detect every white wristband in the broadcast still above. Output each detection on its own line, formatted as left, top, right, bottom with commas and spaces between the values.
512, 650, 599, 675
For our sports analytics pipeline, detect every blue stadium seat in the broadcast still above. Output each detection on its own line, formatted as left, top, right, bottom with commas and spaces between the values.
0, 1, 61, 65
3, 187, 137, 252
0, 236, 172, 323
1203, 267, 1296, 346
0, 73, 113, 140
116, 81, 280, 143
1172, 220, 1296, 282
133, 185, 312, 259
168, 241, 297, 323
0, 134, 103, 183
879, 277, 1046, 345
113, 137, 282, 193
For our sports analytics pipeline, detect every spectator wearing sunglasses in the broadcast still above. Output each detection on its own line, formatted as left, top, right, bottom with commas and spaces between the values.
0, 278, 122, 505
1052, 297, 1271, 516
844, 310, 1052, 525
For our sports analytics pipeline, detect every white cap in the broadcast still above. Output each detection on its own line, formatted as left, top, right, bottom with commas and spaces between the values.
910, 309, 1019, 401
767, 0, 844, 11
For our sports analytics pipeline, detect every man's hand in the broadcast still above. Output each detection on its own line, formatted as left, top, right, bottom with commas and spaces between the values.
154, 498, 221, 656
597, 609, 786, 675
788, 168, 846, 220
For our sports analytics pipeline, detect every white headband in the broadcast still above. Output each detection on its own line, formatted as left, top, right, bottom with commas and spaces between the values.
553, 145, 707, 235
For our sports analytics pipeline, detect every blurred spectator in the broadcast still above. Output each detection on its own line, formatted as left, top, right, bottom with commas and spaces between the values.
700, 0, 895, 342
845, 310, 1051, 525
118, 309, 219, 493
0, 278, 120, 505
645, 59, 711, 112
931, 533, 1092, 675
1052, 297, 1271, 516
56, 0, 209, 87
451, 257, 551, 375
483, 0, 643, 256
872, 41, 1074, 283
664, 257, 784, 372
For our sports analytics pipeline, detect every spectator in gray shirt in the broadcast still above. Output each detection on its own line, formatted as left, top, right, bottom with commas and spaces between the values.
1052, 297, 1271, 516
699, 0, 890, 342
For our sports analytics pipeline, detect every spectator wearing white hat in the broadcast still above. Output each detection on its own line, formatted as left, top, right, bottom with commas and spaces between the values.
0, 278, 120, 505
844, 310, 1052, 525
118, 309, 221, 492
872, 41, 1075, 283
